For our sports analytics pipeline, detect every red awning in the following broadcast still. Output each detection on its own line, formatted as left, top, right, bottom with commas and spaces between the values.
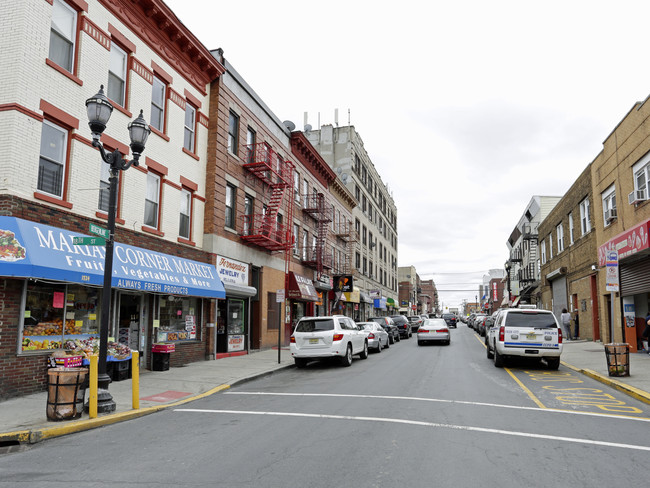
287, 272, 319, 301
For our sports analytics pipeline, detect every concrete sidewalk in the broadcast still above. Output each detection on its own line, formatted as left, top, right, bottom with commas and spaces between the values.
1, 341, 649, 446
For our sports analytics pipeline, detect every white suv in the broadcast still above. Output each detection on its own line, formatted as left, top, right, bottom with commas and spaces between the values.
486, 308, 563, 369
290, 315, 368, 368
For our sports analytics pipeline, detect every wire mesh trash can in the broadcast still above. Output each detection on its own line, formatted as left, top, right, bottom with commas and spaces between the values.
46, 367, 88, 421
604, 343, 630, 377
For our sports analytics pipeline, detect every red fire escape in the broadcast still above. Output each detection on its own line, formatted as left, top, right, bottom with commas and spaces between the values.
240, 143, 294, 252
301, 192, 332, 280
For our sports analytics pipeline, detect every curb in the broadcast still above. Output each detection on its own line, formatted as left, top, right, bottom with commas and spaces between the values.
561, 361, 650, 405
0, 363, 295, 446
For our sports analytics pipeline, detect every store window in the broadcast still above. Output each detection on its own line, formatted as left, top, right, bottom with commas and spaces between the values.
21, 282, 101, 353
156, 296, 201, 342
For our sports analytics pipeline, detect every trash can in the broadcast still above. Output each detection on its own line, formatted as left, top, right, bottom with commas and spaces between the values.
604, 343, 630, 377
46, 367, 88, 421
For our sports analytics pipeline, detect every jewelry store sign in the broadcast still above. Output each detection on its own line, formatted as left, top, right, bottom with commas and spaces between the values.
216, 255, 249, 286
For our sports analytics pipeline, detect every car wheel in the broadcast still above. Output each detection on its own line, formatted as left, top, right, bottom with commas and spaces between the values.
388, 335, 394, 345
494, 348, 505, 368
486, 342, 494, 359
340, 344, 353, 367
546, 357, 560, 370
396, 334, 401, 342
376, 341, 382, 353
446, 339, 451, 345
359, 341, 369, 359
417, 340, 422, 346
295, 358, 308, 368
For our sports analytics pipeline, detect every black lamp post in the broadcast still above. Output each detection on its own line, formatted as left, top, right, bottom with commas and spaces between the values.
85, 85, 150, 412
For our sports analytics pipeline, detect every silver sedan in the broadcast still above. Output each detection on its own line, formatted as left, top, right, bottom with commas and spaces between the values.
357, 322, 389, 352
417, 318, 450, 346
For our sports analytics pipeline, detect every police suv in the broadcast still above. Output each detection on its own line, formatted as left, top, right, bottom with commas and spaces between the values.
486, 308, 563, 369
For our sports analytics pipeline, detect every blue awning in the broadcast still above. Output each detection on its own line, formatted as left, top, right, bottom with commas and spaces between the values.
0, 217, 225, 298
374, 297, 387, 309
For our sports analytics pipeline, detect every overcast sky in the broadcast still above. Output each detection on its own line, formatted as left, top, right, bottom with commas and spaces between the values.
164, 0, 650, 308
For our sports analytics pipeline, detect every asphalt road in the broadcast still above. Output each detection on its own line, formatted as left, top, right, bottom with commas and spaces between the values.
1, 325, 649, 487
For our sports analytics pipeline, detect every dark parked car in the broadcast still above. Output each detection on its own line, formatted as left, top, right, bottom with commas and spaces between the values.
407, 315, 424, 332
389, 315, 412, 339
442, 313, 457, 328
368, 316, 400, 344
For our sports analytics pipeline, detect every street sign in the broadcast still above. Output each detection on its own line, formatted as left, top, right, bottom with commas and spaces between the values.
605, 250, 619, 292
89, 223, 109, 239
276, 289, 285, 302
73, 236, 106, 246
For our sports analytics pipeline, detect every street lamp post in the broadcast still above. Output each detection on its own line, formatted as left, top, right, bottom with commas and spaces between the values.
85, 85, 150, 412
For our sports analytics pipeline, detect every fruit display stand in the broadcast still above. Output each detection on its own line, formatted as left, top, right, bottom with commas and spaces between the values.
152, 343, 175, 371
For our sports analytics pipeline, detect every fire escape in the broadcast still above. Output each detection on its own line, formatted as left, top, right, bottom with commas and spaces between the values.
240, 143, 294, 252
301, 192, 333, 280
334, 220, 359, 276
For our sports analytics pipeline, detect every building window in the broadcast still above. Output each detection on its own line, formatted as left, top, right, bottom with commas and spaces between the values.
144, 172, 161, 228
107, 43, 128, 107
38, 120, 68, 198
150, 76, 166, 132
362, 225, 367, 245
179, 188, 191, 239
355, 185, 360, 202
294, 171, 300, 203
549, 234, 554, 259
363, 257, 367, 275
541, 239, 546, 264
225, 184, 236, 229
228, 111, 239, 155
302, 230, 308, 260
580, 198, 591, 235
184, 103, 197, 153
246, 127, 255, 163
98, 161, 110, 212
633, 159, 650, 198
568, 212, 574, 245
49, 0, 77, 73
302, 179, 309, 207
556, 224, 564, 253
355, 252, 361, 270
602, 184, 617, 226
243, 194, 253, 236
293, 223, 299, 255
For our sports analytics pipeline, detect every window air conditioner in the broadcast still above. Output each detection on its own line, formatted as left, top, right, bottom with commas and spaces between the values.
605, 208, 617, 222
628, 189, 647, 205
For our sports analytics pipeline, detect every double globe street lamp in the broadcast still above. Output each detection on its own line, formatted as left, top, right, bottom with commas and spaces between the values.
85, 85, 150, 412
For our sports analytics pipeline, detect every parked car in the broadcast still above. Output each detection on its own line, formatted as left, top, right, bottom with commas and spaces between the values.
290, 315, 368, 368
390, 315, 412, 339
357, 322, 389, 352
417, 318, 450, 345
407, 315, 424, 332
441, 313, 457, 329
486, 308, 563, 369
470, 313, 486, 332
475, 315, 489, 336
368, 316, 400, 344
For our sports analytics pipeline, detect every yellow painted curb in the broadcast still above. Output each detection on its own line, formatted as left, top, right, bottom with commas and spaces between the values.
0, 384, 231, 445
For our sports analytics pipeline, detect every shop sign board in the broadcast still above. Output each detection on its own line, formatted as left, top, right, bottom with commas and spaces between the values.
0, 217, 225, 298
216, 255, 249, 286
598, 219, 650, 266
605, 250, 619, 292
228, 334, 245, 352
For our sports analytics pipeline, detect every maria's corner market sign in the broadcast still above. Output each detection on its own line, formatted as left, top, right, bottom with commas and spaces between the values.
0, 217, 225, 298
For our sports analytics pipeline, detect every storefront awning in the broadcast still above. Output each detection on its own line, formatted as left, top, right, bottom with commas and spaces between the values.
224, 283, 257, 298
387, 297, 396, 307
287, 272, 319, 301
360, 291, 373, 304
343, 286, 361, 303
374, 297, 387, 309
0, 217, 225, 298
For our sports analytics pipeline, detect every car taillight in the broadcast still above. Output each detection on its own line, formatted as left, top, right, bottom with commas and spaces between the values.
290, 336, 296, 343
558, 328, 563, 344
332, 334, 344, 341
418, 329, 428, 333
499, 326, 505, 342
440, 328, 449, 333
368, 333, 375, 339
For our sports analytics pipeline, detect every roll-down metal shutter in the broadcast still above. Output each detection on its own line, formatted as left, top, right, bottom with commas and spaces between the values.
620, 259, 650, 296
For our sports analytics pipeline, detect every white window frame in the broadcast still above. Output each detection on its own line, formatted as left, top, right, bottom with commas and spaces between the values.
150, 76, 166, 132
541, 239, 547, 265
246, 127, 255, 163
184, 103, 196, 153
556, 223, 564, 253
293, 223, 299, 255
38, 120, 68, 198
49, 0, 77, 73
179, 188, 191, 239
108, 43, 127, 107
144, 172, 161, 229
568, 212, 574, 245
602, 184, 617, 226
549, 234, 554, 259
580, 198, 591, 236
294, 171, 300, 203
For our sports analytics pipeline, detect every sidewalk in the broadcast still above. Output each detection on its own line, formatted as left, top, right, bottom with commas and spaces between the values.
1, 341, 649, 446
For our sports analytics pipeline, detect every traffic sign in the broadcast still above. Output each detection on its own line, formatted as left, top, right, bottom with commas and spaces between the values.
605, 250, 619, 292
89, 223, 109, 239
73, 236, 106, 246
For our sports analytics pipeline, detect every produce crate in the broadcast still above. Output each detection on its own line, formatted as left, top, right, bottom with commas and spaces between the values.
152, 343, 175, 353
49, 356, 83, 368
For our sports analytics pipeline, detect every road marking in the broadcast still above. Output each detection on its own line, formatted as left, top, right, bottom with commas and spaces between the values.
224, 392, 650, 422
505, 368, 547, 409
174, 408, 650, 452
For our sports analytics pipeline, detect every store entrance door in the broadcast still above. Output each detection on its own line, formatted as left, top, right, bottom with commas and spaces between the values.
117, 293, 146, 367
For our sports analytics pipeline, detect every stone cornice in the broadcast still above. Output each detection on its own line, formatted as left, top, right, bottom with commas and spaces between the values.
98, 0, 225, 96
290, 131, 337, 188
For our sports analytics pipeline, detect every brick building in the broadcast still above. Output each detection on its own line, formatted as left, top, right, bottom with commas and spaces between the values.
539, 165, 599, 341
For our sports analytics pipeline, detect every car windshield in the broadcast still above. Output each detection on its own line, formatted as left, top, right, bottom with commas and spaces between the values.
295, 319, 335, 332
423, 319, 446, 327
505, 312, 556, 329
443, 314, 454, 319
